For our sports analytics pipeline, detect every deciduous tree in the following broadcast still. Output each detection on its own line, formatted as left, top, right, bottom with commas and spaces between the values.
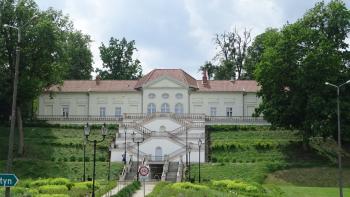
255, 0, 350, 146
97, 37, 142, 80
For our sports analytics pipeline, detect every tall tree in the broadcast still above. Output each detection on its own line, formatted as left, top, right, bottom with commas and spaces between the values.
255, 0, 350, 146
0, 0, 84, 159
244, 28, 279, 79
97, 37, 142, 80
213, 28, 251, 80
65, 30, 93, 80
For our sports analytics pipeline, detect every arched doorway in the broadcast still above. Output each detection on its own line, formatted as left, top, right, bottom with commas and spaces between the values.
155, 146, 162, 161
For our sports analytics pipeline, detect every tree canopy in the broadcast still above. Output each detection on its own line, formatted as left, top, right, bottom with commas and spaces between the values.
97, 37, 142, 80
254, 0, 350, 142
0, 0, 93, 120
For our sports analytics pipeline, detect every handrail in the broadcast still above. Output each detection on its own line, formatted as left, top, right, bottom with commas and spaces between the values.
36, 115, 123, 121
119, 155, 133, 181
176, 158, 183, 182
161, 158, 169, 181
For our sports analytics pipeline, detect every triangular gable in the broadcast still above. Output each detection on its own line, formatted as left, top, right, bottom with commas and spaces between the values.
143, 76, 188, 88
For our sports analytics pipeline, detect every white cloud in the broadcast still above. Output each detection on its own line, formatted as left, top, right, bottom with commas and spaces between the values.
35, 0, 339, 79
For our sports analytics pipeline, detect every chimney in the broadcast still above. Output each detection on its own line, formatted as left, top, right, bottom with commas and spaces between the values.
202, 69, 208, 85
95, 75, 101, 85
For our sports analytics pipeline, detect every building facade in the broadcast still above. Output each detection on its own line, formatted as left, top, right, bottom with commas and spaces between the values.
38, 69, 261, 119
37, 69, 266, 181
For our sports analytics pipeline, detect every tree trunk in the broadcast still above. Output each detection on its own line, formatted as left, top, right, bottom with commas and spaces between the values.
17, 107, 24, 156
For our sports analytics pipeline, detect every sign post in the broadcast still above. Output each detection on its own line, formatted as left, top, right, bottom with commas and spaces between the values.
0, 174, 19, 187
138, 166, 149, 197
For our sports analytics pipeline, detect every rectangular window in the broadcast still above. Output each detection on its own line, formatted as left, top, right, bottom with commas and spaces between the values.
115, 107, 122, 117
62, 106, 69, 117
210, 107, 216, 116
100, 107, 106, 117
226, 107, 233, 117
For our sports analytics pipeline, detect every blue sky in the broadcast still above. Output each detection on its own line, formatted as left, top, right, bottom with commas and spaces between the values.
35, 0, 349, 79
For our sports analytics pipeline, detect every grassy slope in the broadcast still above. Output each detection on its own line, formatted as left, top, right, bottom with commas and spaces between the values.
0, 126, 123, 180
187, 126, 350, 197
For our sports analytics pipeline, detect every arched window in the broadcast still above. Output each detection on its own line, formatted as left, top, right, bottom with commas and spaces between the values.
147, 103, 156, 113
175, 103, 183, 114
161, 103, 170, 112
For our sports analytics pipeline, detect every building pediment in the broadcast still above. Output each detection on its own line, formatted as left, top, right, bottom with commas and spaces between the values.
144, 76, 188, 89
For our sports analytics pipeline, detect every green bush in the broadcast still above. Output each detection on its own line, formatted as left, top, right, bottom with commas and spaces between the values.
37, 194, 70, 197
112, 181, 140, 197
38, 185, 68, 194
74, 181, 100, 190
70, 156, 76, 162
49, 178, 71, 185
171, 182, 208, 191
212, 179, 264, 194
30, 179, 50, 187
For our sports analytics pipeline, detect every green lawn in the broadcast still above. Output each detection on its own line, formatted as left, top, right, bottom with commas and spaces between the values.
277, 186, 350, 197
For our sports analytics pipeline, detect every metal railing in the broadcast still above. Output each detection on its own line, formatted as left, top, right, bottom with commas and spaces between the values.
36, 114, 269, 125
36, 115, 123, 121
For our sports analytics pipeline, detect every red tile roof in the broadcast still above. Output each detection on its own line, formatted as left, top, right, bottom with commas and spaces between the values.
46, 69, 260, 93
47, 80, 138, 92
135, 69, 198, 89
197, 80, 260, 92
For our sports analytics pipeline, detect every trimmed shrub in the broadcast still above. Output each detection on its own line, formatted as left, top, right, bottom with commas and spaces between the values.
38, 185, 68, 194
112, 181, 140, 197
30, 179, 50, 187
74, 181, 100, 190
212, 179, 264, 194
49, 178, 71, 185
171, 182, 208, 191
37, 194, 69, 197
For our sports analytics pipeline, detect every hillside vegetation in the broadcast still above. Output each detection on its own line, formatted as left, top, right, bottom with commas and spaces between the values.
149, 125, 350, 197
0, 126, 123, 196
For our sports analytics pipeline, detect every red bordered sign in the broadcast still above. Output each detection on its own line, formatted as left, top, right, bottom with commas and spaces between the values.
138, 166, 149, 176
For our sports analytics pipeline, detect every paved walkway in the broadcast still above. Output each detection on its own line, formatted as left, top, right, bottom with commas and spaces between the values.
133, 181, 157, 197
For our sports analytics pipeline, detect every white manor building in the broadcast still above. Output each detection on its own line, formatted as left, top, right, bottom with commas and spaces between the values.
37, 69, 267, 181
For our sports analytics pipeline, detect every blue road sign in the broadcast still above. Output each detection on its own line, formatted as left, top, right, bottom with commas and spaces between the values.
0, 174, 19, 187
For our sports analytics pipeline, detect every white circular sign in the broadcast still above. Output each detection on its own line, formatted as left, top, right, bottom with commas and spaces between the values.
139, 166, 149, 176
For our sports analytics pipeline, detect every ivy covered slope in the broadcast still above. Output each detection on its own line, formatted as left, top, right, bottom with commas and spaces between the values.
0, 126, 123, 180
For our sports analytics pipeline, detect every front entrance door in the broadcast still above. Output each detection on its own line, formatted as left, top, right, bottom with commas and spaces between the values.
155, 146, 162, 161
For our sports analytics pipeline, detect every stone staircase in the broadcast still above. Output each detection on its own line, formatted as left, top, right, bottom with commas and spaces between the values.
166, 162, 179, 182
124, 161, 138, 180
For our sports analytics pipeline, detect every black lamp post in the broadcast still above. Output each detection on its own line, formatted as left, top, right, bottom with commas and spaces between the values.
132, 131, 144, 181
84, 123, 108, 197
325, 80, 350, 197
108, 143, 113, 181
188, 143, 192, 182
198, 138, 202, 183
124, 126, 127, 165
83, 123, 90, 182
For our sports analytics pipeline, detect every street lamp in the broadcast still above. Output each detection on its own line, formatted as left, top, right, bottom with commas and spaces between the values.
108, 142, 113, 181
124, 126, 127, 165
188, 143, 192, 182
85, 123, 108, 197
325, 80, 350, 197
132, 131, 144, 181
198, 138, 202, 183
82, 123, 90, 181
4, 14, 37, 197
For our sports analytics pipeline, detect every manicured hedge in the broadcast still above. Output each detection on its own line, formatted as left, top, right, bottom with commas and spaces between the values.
112, 181, 141, 197
38, 185, 68, 194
